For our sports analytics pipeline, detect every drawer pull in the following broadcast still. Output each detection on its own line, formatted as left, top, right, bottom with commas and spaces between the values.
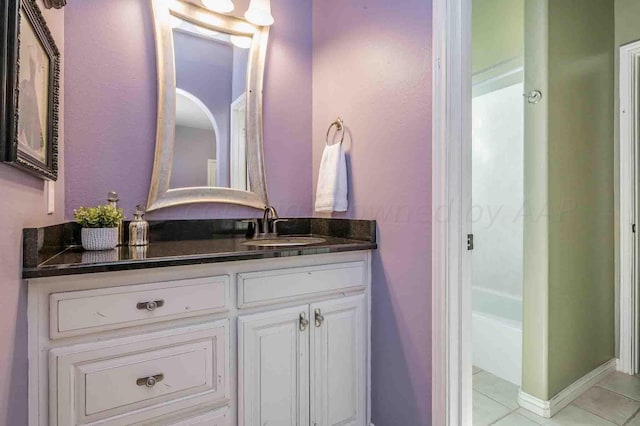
136, 373, 165, 388
314, 309, 325, 327
136, 299, 165, 312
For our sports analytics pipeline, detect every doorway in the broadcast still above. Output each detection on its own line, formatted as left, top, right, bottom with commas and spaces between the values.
619, 40, 640, 376
434, 0, 621, 424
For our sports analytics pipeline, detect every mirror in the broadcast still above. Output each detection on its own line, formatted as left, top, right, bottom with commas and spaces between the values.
147, 0, 269, 211
171, 17, 249, 190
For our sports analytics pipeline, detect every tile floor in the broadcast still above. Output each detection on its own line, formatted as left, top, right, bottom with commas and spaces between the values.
473, 368, 640, 425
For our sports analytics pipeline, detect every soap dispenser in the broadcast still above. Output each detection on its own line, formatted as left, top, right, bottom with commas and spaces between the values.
128, 205, 149, 246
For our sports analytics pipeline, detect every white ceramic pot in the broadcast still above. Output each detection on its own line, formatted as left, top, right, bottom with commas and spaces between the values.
81, 227, 118, 251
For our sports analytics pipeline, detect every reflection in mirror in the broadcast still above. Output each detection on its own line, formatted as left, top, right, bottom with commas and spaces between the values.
170, 16, 250, 191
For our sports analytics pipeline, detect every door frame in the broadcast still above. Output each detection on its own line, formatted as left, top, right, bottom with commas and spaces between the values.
431, 0, 473, 424
230, 93, 248, 190
619, 40, 640, 375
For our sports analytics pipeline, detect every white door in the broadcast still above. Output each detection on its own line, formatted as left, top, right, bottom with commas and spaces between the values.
230, 93, 248, 190
238, 305, 310, 426
310, 295, 366, 426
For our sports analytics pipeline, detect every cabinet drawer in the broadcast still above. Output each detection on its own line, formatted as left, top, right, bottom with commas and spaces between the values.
50, 276, 229, 338
237, 261, 366, 308
165, 407, 229, 426
51, 321, 229, 425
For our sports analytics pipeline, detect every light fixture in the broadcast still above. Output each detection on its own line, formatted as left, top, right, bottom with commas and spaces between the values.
244, 0, 274, 26
230, 35, 252, 49
202, 0, 234, 13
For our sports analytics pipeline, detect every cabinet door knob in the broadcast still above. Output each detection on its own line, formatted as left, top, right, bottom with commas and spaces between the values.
136, 373, 165, 388
137, 299, 165, 311
299, 312, 309, 332
314, 309, 325, 327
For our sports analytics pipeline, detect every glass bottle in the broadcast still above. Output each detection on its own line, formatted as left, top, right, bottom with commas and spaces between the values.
107, 191, 124, 246
128, 205, 149, 247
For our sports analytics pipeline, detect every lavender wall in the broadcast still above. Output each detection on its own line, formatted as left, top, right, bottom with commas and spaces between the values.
0, 3, 65, 425
232, 46, 249, 101
171, 126, 216, 188
65, 0, 313, 220
174, 31, 232, 186
312, 1, 433, 424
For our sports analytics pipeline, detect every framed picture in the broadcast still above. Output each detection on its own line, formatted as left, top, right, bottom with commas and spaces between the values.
1, 0, 60, 180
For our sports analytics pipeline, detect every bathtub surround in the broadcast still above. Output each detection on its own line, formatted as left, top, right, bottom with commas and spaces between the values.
522, 0, 615, 404
471, 83, 524, 300
0, 3, 65, 425
470, 0, 525, 391
472, 288, 523, 386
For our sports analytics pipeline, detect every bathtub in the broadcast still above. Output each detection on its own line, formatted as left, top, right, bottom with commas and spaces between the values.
472, 287, 522, 386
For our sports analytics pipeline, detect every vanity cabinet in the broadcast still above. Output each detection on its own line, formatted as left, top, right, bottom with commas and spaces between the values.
27, 251, 372, 426
50, 322, 229, 426
238, 295, 366, 426
239, 306, 310, 426
310, 296, 366, 426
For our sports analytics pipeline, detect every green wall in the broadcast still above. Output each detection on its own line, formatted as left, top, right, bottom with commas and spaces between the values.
472, 0, 524, 74
523, 0, 615, 400
547, 0, 615, 397
615, 0, 640, 46
522, 0, 549, 399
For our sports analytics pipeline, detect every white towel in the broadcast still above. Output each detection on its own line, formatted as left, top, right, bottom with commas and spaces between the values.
315, 143, 348, 212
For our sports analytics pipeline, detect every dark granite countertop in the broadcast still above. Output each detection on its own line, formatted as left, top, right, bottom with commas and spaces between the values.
22, 218, 377, 279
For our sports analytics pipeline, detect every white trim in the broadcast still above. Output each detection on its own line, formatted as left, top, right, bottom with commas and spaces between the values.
619, 40, 640, 376
431, 0, 472, 424
207, 159, 218, 187
517, 359, 618, 418
472, 56, 524, 98
472, 67, 523, 98
230, 93, 248, 190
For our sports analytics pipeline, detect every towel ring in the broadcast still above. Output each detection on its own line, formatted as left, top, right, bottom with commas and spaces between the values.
326, 117, 345, 146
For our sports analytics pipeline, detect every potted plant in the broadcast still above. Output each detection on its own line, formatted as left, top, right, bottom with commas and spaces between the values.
74, 204, 124, 251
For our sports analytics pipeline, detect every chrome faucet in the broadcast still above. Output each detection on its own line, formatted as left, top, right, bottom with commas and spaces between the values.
262, 206, 278, 231
261, 206, 287, 236
242, 206, 288, 239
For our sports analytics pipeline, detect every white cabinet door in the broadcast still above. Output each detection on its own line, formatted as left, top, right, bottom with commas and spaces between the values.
239, 306, 310, 426
310, 295, 366, 426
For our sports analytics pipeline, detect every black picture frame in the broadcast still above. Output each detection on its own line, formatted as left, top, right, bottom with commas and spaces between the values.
0, 0, 60, 181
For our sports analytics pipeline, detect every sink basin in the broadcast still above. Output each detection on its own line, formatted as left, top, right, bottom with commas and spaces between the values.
243, 237, 327, 247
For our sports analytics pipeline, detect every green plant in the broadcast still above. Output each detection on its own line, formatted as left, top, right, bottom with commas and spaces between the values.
74, 205, 124, 228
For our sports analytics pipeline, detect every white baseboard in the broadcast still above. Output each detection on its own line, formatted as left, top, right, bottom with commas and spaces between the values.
518, 358, 618, 418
